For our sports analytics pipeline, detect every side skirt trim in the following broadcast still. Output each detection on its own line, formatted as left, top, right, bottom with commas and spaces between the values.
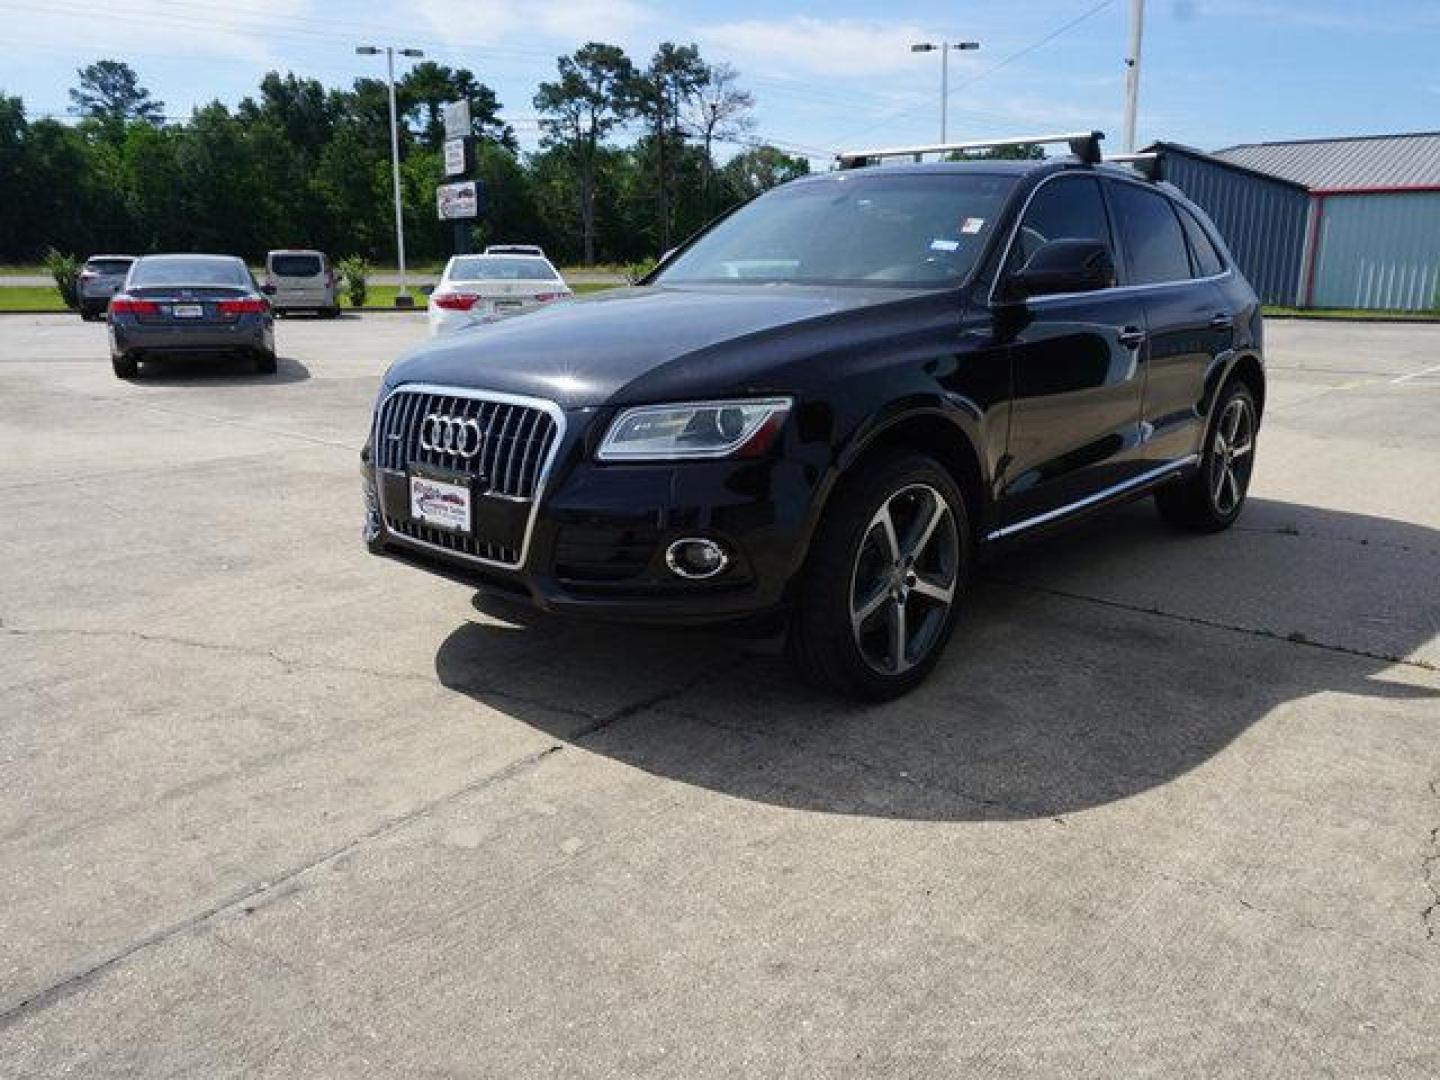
985, 455, 1200, 541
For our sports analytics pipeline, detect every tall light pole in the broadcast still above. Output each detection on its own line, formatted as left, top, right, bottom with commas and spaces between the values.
910, 40, 980, 143
356, 45, 424, 307
1122, 0, 1146, 152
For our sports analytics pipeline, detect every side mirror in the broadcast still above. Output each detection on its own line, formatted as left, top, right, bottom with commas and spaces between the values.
1003, 239, 1115, 301
259, 283, 276, 296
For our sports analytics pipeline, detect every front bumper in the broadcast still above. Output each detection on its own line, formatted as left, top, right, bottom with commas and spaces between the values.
363, 420, 819, 625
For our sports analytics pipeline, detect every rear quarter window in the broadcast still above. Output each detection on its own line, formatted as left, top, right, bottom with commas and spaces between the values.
1177, 206, 1225, 277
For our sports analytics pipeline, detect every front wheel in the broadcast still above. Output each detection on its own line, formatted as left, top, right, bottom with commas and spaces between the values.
1156, 381, 1257, 531
788, 454, 971, 700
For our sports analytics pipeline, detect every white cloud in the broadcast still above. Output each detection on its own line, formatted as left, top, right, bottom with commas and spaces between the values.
410, 0, 655, 49
700, 17, 970, 79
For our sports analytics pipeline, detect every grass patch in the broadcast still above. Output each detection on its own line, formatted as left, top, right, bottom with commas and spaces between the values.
0, 286, 67, 311
1262, 305, 1440, 322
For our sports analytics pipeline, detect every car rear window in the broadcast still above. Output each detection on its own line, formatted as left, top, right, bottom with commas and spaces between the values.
86, 258, 134, 276
270, 254, 324, 277
448, 256, 559, 282
129, 258, 250, 288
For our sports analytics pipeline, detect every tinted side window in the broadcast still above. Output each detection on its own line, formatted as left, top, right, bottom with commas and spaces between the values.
1178, 206, 1225, 277
1108, 182, 1192, 285
1007, 177, 1113, 275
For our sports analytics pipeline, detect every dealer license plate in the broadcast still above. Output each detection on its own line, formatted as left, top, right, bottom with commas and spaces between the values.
409, 474, 471, 533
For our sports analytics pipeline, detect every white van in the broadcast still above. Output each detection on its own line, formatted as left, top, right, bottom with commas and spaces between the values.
263, 249, 340, 317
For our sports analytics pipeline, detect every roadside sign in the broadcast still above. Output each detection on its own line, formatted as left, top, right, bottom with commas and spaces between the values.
437, 180, 479, 220
443, 100, 471, 141
444, 138, 466, 177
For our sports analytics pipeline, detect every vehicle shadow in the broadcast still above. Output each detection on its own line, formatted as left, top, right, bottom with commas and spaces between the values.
434, 499, 1439, 821
136, 355, 311, 385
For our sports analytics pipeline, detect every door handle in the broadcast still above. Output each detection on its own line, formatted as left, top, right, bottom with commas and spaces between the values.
1118, 326, 1146, 349
1209, 312, 1234, 330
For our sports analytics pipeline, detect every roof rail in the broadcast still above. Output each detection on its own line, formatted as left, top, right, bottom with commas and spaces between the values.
1103, 152, 1162, 181
837, 130, 1104, 169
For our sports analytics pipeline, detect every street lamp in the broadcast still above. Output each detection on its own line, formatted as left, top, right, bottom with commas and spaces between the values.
910, 40, 980, 144
356, 45, 425, 307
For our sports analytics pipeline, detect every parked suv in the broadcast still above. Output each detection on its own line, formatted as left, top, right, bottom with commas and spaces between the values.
362, 132, 1264, 699
77, 254, 136, 320
264, 249, 339, 317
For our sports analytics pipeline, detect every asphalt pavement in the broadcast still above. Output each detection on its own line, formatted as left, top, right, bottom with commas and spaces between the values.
1, 312, 1437, 1077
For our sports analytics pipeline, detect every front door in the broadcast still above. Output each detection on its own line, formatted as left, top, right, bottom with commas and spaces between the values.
992, 175, 1148, 530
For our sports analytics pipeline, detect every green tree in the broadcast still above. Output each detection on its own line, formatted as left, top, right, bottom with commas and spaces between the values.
69, 61, 164, 125
719, 145, 810, 202
399, 62, 513, 151
628, 42, 707, 251
534, 42, 636, 264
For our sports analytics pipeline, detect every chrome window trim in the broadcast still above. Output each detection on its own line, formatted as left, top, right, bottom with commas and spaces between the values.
986, 171, 1232, 309
986, 454, 1199, 541
372, 382, 567, 572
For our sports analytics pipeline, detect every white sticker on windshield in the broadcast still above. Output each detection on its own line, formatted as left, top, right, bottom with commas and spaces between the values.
930, 238, 960, 252
961, 217, 985, 234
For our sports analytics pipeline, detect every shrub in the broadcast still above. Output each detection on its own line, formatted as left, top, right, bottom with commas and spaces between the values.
43, 249, 81, 310
623, 258, 657, 285
336, 255, 371, 308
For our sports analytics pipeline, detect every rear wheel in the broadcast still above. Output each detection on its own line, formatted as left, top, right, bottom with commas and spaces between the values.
788, 454, 970, 700
1156, 381, 1257, 531
254, 349, 278, 375
112, 353, 139, 379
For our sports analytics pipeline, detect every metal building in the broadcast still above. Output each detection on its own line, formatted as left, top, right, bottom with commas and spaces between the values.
1147, 142, 1309, 305
1149, 133, 1440, 312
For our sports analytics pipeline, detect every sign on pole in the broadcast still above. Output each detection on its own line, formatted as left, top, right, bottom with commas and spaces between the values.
442, 100, 471, 142
443, 138, 467, 177
437, 181, 479, 220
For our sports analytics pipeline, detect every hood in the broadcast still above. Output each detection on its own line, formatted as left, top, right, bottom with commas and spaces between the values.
384, 284, 927, 408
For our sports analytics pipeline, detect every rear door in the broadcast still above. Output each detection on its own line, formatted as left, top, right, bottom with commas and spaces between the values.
1105, 181, 1234, 467
992, 174, 1149, 531
269, 252, 326, 306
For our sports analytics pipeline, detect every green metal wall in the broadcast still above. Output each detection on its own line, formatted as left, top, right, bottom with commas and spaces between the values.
1312, 192, 1440, 311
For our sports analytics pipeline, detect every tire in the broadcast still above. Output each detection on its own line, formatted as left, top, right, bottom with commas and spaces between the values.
325, 305, 341, 319
787, 453, 972, 701
112, 353, 139, 379
255, 349, 278, 375
1155, 381, 1258, 532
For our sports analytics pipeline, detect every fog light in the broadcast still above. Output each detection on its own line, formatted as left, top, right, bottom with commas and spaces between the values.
665, 537, 730, 580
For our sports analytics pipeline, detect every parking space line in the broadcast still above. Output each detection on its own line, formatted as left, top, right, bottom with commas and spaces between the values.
1391, 362, 1440, 385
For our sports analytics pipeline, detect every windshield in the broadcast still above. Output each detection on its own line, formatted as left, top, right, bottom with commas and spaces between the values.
130, 257, 250, 288
448, 256, 558, 282
655, 171, 1017, 288
270, 254, 323, 276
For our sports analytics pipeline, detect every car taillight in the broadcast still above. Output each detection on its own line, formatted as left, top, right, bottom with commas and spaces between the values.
218, 298, 269, 315
433, 292, 479, 311
110, 297, 160, 315
533, 292, 567, 303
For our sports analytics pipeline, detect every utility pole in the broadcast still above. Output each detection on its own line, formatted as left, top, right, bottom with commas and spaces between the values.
356, 44, 424, 307
1122, 0, 1146, 152
910, 40, 980, 144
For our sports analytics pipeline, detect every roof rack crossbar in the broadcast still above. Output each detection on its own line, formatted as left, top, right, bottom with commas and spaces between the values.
1103, 152, 1162, 180
837, 130, 1104, 168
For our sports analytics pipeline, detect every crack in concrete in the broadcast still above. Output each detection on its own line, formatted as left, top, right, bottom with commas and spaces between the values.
984, 577, 1437, 673
1424, 777, 1440, 944
0, 744, 562, 1031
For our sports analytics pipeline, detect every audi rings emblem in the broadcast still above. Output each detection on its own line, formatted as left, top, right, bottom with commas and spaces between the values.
420, 413, 483, 458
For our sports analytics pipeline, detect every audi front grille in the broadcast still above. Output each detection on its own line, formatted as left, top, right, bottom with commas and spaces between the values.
373, 385, 564, 568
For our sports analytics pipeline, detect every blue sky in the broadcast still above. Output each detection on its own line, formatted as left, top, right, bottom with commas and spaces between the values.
6, 0, 1438, 165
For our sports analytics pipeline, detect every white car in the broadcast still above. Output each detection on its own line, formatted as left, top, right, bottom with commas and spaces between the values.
427, 253, 571, 337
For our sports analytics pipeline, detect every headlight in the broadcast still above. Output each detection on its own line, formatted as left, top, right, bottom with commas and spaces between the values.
597, 398, 793, 461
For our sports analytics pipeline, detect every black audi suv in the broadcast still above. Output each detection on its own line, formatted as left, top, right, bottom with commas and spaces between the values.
363, 134, 1263, 699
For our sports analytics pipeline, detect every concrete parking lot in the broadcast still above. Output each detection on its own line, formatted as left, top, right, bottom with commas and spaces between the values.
1, 312, 1437, 1077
